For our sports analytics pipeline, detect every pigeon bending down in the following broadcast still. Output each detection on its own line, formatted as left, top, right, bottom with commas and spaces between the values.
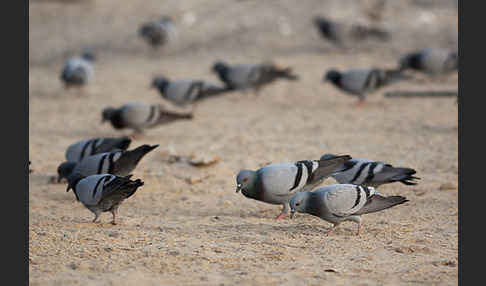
211, 61, 299, 95
102, 103, 193, 134
235, 155, 352, 219
320, 154, 420, 187
399, 48, 458, 76
65, 137, 132, 162
138, 16, 176, 49
57, 144, 159, 182
60, 49, 95, 90
312, 16, 390, 47
289, 184, 409, 235
324, 67, 409, 104
151, 76, 231, 106
66, 173, 144, 224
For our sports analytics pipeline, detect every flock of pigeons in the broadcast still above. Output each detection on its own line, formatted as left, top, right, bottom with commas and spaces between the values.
41, 12, 458, 235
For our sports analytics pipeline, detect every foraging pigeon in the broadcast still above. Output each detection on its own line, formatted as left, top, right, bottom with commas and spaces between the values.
65, 137, 132, 162
57, 144, 159, 182
235, 155, 352, 219
320, 154, 420, 187
211, 61, 299, 94
289, 184, 409, 235
60, 50, 95, 90
324, 67, 408, 103
66, 173, 144, 224
138, 16, 176, 48
151, 76, 231, 106
312, 16, 390, 47
399, 48, 458, 75
102, 103, 193, 134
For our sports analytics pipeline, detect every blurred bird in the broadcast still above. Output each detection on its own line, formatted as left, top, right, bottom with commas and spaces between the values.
101, 103, 193, 136
138, 16, 176, 49
151, 76, 231, 106
399, 48, 458, 76
323, 67, 409, 105
211, 60, 299, 95
60, 49, 95, 92
65, 137, 132, 162
312, 16, 390, 47
66, 173, 144, 224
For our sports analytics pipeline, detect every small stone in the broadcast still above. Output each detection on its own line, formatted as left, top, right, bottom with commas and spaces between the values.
169, 250, 180, 256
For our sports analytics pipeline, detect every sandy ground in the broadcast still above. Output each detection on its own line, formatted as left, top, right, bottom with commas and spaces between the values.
29, 1, 458, 285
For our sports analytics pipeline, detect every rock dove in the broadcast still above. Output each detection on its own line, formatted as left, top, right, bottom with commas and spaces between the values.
312, 16, 390, 47
151, 76, 231, 106
60, 49, 95, 90
324, 67, 408, 103
101, 103, 193, 134
66, 173, 144, 224
320, 154, 420, 187
289, 184, 409, 235
211, 61, 299, 95
138, 16, 176, 49
235, 155, 352, 219
65, 137, 132, 162
399, 48, 458, 75
57, 144, 159, 182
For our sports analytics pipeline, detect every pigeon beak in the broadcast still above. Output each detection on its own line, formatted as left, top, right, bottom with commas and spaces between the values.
236, 183, 242, 193
290, 210, 295, 219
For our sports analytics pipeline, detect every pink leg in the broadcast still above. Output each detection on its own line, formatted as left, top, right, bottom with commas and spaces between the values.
275, 212, 287, 220
356, 223, 362, 236
326, 225, 337, 236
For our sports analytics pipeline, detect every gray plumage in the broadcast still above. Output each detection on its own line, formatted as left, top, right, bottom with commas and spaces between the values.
60, 50, 95, 89
324, 67, 409, 102
399, 48, 458, 75
289, 184, 409, 235
65, 137, 132, 162
151, 76, 231, 106
66, 173, 144, 224
320, 154, 420, 187
211, 61, 299, 94
101, 103, 193, 133
138, 17, 176, 48
57, 144, 159, 182
235, 155, 352, 219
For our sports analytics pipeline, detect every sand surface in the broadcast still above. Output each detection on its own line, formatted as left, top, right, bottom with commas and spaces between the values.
29, 1, 458, 285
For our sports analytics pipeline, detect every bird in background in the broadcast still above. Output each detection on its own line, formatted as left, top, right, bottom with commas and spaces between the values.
289, 184, 409, 235
399, 48, 458, 76
211, 60, 299, 95
151, 76, 231, 107
323, 67, 409, 105
138, 16, 176, 49
60, 49, 95, 94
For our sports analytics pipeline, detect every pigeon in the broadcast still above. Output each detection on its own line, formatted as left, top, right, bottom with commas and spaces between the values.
57, 144, 159, 182
66, 173, 144, 224
151, 76, 231, 106
60, 49, 95, 90
399, 48, 458, 75
65, 137, 132, 162
320, 154, 420, 187
235, 155, 352, 219
211, 61, 299, 95
102, 103, 193, 134
324, 67, 409, 103
289, 184, 409, 235
312, 16, 390, 47
138, 16, 176, 49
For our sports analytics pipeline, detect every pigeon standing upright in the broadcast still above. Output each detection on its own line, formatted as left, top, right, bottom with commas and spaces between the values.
320, 154, 420, 187
138, 16, 176, 49
101, 103, 193, 135
60, 49, 95, 92
289, 184, 409, 235
235, 155, 352, 219
151, 76, 231, 106
66, 173, 144, 224
399, 48, 458, 76
65, 137, 132, 162
211, 61, 299, 95
57, 144, 159, 182
323, 67, 409, 104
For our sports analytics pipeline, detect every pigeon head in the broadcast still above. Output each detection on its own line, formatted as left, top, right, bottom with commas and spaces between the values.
101, 107, 117, 123
57, 161, 77, 183
151, 76, 170, 92
66, 172, 86, 193
324, 69, 342, 84
235, 170, 257, 194
289, 192, 311, 218
212, 61, 228, 74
